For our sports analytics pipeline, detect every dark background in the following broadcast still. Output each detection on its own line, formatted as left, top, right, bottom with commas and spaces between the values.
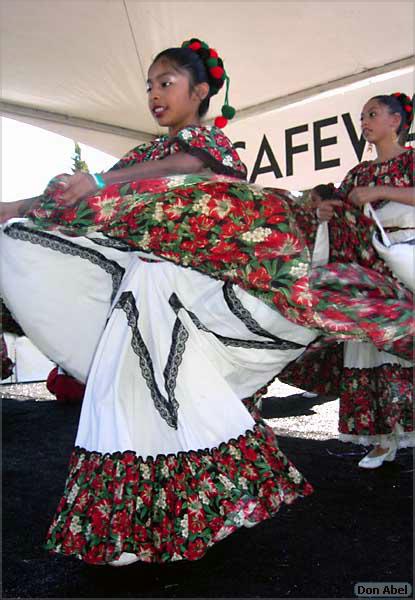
2, 396, 413, 599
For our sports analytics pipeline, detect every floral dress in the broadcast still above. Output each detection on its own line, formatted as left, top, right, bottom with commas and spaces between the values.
280, 148, 414, 450
0, 128, 413, 565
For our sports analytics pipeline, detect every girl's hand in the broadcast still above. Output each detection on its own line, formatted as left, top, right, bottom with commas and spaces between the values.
0, 201, 19, 224
315, 199, 343, 222
60, 172, 98, 205
348, 186, 381, 207
0, 198, 39, 223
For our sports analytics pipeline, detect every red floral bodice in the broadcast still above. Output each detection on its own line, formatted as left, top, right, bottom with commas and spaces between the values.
337, 147, 414, 209
110, 125, 247, 180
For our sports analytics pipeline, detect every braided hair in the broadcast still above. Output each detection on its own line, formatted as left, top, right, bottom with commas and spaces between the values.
153, 38, 235, 127
371, 92, 414, 144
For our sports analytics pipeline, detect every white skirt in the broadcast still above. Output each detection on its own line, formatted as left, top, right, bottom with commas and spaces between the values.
1, 220, 318, 457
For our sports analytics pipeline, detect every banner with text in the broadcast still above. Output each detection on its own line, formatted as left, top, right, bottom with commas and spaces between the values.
227, 69, 414, 191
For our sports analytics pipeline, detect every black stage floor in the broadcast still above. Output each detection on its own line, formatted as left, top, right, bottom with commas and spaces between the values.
2, 398, 413, 599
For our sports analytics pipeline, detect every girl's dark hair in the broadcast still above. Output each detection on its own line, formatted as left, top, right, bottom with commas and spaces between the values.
371, 93, 414, 144
152, 47, 215, 117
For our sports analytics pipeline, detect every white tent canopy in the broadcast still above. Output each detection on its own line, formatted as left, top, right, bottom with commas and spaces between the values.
1, 0, 413, 382
1, 0, 414, 186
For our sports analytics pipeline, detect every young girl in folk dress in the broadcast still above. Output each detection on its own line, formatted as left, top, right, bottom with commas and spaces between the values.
0, 40, 413, 567
280, 92, 414, 469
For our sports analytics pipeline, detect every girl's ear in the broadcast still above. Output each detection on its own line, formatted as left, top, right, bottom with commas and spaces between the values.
194, 82, 210, 102
391, 111, 403, 134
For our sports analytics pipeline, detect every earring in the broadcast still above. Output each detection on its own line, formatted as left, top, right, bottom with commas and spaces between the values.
367, 142, 373, 153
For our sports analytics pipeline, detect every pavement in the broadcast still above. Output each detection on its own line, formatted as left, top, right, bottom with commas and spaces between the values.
1, 381, 413, 599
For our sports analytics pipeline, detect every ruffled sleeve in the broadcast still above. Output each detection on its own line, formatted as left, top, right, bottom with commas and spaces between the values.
399, 147, 414, 185
108, 141, 156, 171
336, 163, 362, 199
171, 125, 247, 180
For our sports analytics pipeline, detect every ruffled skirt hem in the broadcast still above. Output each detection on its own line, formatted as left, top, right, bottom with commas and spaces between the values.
45, 423, 313, 565
339, 429, 415, 450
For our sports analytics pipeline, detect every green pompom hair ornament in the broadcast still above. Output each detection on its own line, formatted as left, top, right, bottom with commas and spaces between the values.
182, 38, 236, 128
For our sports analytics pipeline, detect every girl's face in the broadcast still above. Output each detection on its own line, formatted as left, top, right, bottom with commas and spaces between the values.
147, 58, 208, 136
360, 99, 401, 144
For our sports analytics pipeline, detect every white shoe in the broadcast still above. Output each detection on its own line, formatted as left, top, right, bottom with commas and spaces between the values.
358, 447, 397, 469
302, 391, 318, 398
108, 552, 139, 567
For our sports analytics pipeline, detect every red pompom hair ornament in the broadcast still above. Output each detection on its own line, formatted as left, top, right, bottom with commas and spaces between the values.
181, 37, 236, 128
210, 66, 225, 79
214, 116, 228, 128
391, 92, 414, 129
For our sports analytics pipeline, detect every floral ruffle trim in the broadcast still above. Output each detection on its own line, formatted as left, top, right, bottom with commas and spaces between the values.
339, 431, 415, 450
175, 138, 247, 180
45, 423, 313, 565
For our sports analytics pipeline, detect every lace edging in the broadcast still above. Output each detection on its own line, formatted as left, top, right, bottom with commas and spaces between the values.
73, 423, 267, 462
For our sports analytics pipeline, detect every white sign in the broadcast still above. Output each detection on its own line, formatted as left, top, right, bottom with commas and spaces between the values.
228, 69, 414, 190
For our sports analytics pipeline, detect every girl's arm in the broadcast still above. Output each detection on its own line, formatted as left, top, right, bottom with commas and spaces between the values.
60, 152, 204, 205
348, 186, 415, 207
0, 196, 41, 223
308, 167, 356, 223
0, 152, 205, 222
105, 152, 204, 184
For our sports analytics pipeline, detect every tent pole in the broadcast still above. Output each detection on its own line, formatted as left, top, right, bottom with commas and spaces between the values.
1, 57, 413, 134
0, 102, 154, 141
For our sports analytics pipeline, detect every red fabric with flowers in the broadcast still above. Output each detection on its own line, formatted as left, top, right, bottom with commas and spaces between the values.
45, 420, 313, 564
110, 125, 247, 180
279, 148, 414, 438
26, 135, 414, 361
23, 130, 413, 564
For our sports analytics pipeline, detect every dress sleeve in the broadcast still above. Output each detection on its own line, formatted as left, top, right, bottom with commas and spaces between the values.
172, 125, 247, 180
108, 141, 154, 171
336, 164, 360, 199
402, 147, 414, 185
